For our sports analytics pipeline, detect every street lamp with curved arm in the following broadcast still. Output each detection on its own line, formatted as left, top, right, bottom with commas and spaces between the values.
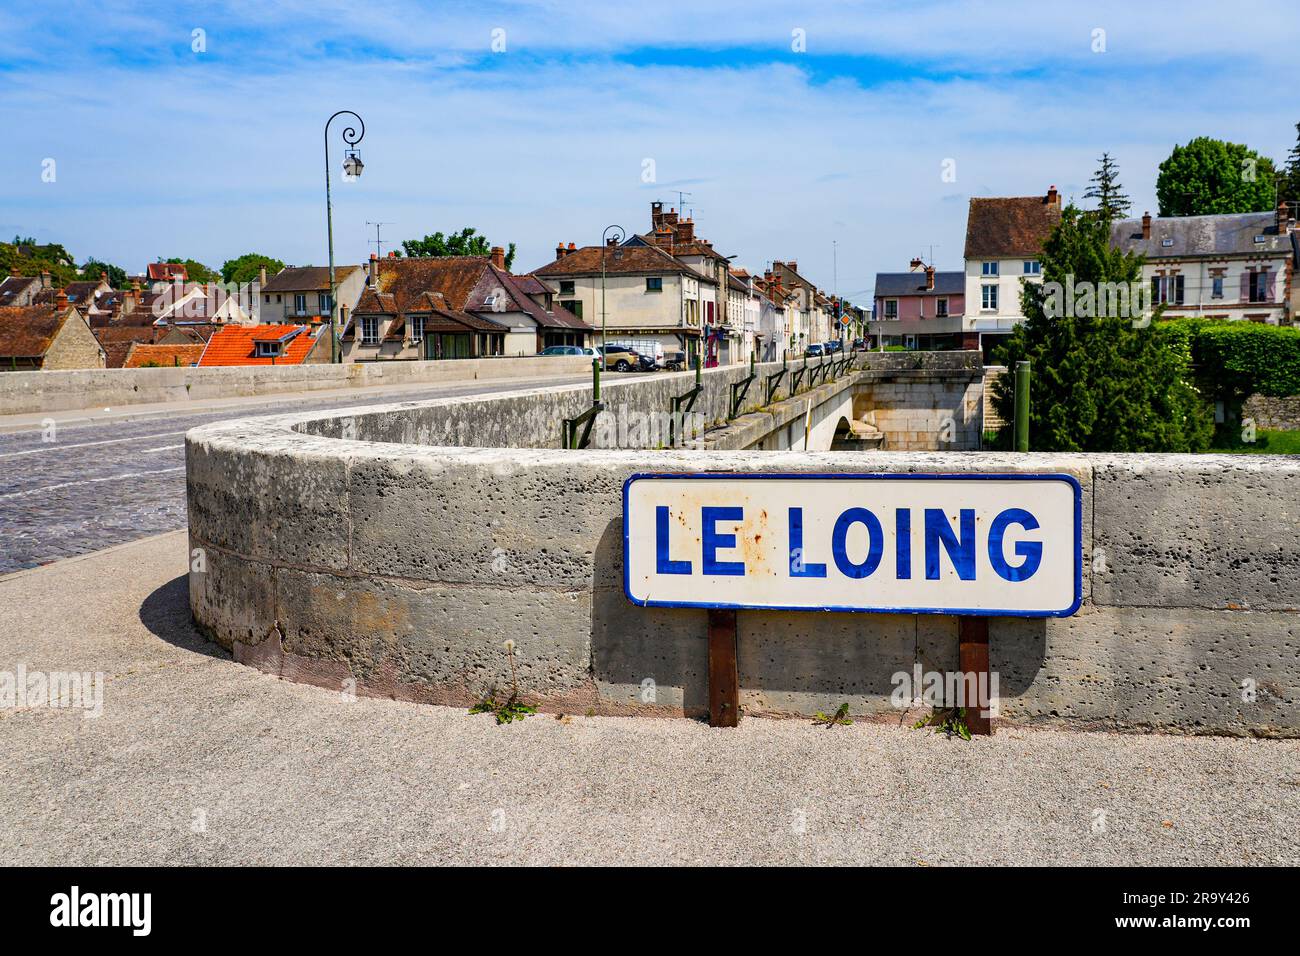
324, 110, 365, 363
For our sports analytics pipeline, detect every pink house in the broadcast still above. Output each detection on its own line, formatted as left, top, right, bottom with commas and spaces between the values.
871, 263, 967, 349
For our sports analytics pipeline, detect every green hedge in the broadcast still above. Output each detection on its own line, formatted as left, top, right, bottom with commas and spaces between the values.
1158, 318, 1300, 399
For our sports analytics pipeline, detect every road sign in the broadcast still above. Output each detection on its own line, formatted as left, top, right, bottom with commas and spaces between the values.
624, 473, 1081, 617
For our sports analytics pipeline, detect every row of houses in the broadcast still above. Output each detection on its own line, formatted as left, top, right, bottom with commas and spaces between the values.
872, 187, 1299, 358
0, 201, 854, 371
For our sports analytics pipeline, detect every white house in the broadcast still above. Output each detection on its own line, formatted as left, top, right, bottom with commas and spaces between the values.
963, 185, 1062, 356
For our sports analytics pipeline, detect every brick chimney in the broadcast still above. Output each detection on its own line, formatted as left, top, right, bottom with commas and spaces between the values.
1278, 200, 1292, 233
567, 242, 577, 255
54, 289, 69, 311
1141, 211, 1152, 240
663, 207, 679, 227
788, 261, 798, 274
555, 242, 566, 259
368, 253, 379, 287
258, 265, 267, 286
1047, 184, 1059, 206
40, 269, 51, 290
490, 246, 506, 270
925, 266, 936, 290
676, 217, 694, 241
651, 201, 664, 228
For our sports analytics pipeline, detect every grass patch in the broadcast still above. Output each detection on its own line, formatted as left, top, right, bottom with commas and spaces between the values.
1209, 429, 1300, 454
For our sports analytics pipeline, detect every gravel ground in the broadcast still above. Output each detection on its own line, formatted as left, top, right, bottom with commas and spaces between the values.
2, 532, 1297, 866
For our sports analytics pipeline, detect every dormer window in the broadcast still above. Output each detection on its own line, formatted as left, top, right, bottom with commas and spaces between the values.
409, 316, 425, 343
254, 341, 284, 358
1161, 238, 1174, 247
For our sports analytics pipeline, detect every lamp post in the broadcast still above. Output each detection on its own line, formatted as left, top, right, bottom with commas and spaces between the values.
600, 224, 625, 380
324, 110, 365, 364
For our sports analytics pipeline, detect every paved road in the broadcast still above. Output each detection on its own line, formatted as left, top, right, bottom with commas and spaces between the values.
0, 376, 587, 574
2, 531, 1297, 866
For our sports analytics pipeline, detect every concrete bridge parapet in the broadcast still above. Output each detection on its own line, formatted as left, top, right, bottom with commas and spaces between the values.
186, 369, 1300, 736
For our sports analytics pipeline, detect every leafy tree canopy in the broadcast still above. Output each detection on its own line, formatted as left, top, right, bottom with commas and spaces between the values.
80, 258, 128, 288
400, 227, 516, 270
990, 203, 1212, 453
221, 252, 286, 286
0, 239, 79, 286
1155, 137, 1278, 216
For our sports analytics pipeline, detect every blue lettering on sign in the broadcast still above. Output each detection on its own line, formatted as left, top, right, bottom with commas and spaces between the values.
988, 507, 1043, 581
924, 508, 976, 580
655, 505, 691, 575
653, 503, 1045, 584
831, 507, 884, 579
701, 506, 746, 576
895, 508, 911, 580
788, 506, 827, 578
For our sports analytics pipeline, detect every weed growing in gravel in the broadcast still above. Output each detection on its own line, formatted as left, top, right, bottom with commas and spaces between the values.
812, 703, 852, 728
469, 639, 536, 725
913, 707, 971, 740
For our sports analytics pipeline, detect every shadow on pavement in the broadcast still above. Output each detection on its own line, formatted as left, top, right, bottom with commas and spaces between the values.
139, 573, 231, 660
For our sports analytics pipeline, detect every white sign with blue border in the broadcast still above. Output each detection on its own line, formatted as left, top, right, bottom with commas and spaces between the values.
623, 473, 1082, 617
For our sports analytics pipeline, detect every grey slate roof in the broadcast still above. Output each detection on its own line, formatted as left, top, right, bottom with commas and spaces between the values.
873, 271, 964, 297
1110, 212, 1292, 258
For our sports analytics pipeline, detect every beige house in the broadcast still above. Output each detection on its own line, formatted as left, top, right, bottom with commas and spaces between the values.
259, 265, 365, 327
533, 239, 711, 360
1110, 204, 1297, 325
0, 297, 106, 370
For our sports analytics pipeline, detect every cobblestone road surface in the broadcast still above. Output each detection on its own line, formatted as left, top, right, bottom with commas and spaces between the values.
0, 377, 586, 574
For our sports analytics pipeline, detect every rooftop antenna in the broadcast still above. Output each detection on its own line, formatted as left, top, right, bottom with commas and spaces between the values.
367, 221, 391, 259
677, 191, 692, 217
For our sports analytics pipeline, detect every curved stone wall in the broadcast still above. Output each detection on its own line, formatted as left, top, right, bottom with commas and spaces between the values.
187, 378, 1300, 735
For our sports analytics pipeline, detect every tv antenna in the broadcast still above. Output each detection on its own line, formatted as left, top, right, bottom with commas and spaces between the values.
367, 221, 392, 259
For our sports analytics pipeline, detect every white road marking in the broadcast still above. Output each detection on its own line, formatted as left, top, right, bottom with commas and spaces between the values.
0, 466, 186, 500
0, 430, 188, 459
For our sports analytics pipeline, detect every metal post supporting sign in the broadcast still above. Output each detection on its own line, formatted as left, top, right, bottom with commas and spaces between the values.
623, 473, 1083, 732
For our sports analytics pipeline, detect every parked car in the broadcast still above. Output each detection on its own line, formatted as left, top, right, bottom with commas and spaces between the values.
538, 345, 583, 356
596, 344, 643, 372
663, 349, 687, 371
850, 338, 867, 352
825, 340, 843, 353
609, 339, 666, 368
806, 343, 824, 357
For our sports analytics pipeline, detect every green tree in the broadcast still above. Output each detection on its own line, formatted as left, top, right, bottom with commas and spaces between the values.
1155, 137, 1277, 216
400, 227, 515, 269
80, 258, 128, 288
1083, 152, 1132, 221
221, 252, 286, 286
1281, 122, 1300, 209
164, 257, 219, 283
991, 204, 1212, 452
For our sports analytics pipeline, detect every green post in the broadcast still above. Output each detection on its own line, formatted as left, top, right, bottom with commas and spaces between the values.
695, 350, 702, 387
1013, 359, 1030, 452
592, 357, 600, 403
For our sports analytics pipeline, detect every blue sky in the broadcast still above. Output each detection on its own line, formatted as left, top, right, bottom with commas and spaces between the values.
1, 1, 1296, 303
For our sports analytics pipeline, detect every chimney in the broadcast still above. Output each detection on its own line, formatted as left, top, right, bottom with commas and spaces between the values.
677, 218, 694, 241
567, 242, 577, 253
788, 261, 798, 274
388, 250, 398, 258
258, 265, 268, 286
490, 246, 506, 270
1278, 200, 1291, 233
1141, 211, 1152, 240
651, 201, 664, 228
368, 253, 379, 287
556, 242, 566, 259
925, 266, 935, 291
54, 289, 69, 311
605, 237, 618, 248
40, 269, 51, 290
99, 270, 108, 283
1047, 184, 1059, 206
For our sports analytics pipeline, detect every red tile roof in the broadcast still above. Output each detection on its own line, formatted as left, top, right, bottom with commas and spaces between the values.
0, 305, 69, 359
147, 263, 189, 281
964, 193, 1063, 258
197, 324, 318, 366
122, 343, 205, 368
